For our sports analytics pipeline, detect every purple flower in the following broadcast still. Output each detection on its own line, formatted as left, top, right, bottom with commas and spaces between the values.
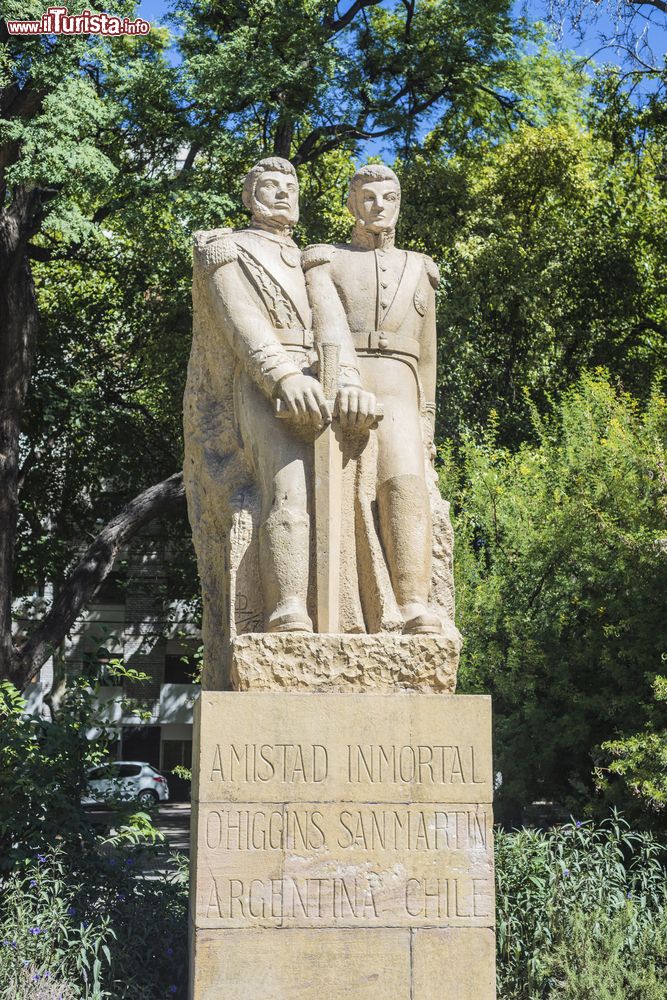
68, 906, 77, 917
32, 974, 40, 982
166, 946, 174, 956
108, 858, 116, 867
126, 858, 134, 866
117, 893, 126, 903
29, 879, 37, 888
575, 821, 582, 828
169, 987, 178, 994
29, 927, 41, 935
37, 854, 46, 863
563, 869, 570, 877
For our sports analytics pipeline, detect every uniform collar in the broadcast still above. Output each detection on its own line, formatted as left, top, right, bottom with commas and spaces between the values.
350, 224, 396, 250
248, 221, 297, 246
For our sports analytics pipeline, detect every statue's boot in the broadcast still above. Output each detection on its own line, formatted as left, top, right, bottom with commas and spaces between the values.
377, 474, 443, 635
260, 506, 313, 633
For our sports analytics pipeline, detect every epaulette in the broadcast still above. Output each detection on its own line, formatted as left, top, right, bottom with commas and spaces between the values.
193, 228, 237, 275
423, 255, 440, 290
302, 243, 336, 272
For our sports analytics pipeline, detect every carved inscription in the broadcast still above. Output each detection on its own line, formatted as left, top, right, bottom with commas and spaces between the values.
197, 803, 493, 928
210, 743, 329, 783
347, 744, 485, 784
203, 805, 488, 852
208, 742, 486, 787
203, 875, 494, 924
194, 694, 495, 931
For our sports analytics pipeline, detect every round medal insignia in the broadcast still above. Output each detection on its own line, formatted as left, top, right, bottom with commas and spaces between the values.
413, 288, 427, 316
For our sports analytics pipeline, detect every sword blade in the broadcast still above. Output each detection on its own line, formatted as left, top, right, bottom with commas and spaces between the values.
314, 419, 343, 633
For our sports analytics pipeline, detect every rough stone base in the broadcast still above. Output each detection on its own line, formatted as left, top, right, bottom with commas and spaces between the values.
229, 626, 462, 692
189, 690, 495, 1000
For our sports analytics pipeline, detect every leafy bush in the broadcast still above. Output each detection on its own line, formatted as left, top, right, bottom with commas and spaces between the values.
0, 675, 161, 871
0, 677, 186, 997
451, 373, 667, 824
497, 816, 667, 999
0, 846, 188, 1000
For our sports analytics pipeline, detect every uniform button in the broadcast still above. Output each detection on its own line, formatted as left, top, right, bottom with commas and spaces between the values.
381, 281, 388, 289
379, 337, 388, 349
381, 299, 390, 309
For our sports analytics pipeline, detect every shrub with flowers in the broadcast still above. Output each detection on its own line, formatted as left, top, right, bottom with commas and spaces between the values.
496, 815, 667, 998
0, 847, 187, 999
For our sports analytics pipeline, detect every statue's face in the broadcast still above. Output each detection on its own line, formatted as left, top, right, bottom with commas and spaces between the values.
252, 169, 299, 226
354, 179, 400, 233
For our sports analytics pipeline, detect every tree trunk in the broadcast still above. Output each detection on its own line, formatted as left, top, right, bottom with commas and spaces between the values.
9, 471, 186, 689
273, 117, 294, 159
0, 186, 41, 681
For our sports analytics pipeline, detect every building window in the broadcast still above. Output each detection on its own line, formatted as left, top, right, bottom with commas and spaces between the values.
162, 739, 193, 772
164, 654, 197, 684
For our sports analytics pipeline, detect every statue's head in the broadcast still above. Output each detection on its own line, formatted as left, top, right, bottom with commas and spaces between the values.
347, 164, 401, 235
242, 157, 299, 229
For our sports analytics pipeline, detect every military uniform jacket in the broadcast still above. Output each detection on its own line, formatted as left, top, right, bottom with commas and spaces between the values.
302, 236, 439, 408
192, 225, 318, 400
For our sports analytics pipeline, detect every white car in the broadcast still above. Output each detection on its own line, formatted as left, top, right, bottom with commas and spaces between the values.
83, 761, 170, 806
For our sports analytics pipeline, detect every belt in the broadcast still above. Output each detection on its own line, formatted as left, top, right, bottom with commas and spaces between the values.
353, 330, 420, 361
277, 327, 313, 349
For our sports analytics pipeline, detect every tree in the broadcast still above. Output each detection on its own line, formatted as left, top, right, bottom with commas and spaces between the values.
398, 68, 667, 446
0, 2, 192, 687
450, 372, 667, 823
1, 0, 528, 688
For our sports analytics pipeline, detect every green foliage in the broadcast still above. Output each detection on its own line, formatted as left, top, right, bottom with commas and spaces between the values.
0, 846, 187, 999
451, 372, 667, 822
0, 676, 159, 871
400, 88, 667, 447
496, 816, 667, 999
598, 674, 667, 812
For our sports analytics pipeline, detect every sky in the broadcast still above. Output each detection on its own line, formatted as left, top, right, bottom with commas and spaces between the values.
135, 0, 667, 67
131, 0, 665, 162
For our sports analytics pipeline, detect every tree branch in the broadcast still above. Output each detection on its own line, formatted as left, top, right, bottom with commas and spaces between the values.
327, 0, 382, 33
630, 0, 667, 13
9, 471, 186, 687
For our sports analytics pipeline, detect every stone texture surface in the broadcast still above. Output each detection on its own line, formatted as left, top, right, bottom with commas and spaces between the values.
190, 690, 496, 998
230, 629, 462, 692
189, 928, 411, 1000
413, 927, 496, 999
194, 689, 493, 805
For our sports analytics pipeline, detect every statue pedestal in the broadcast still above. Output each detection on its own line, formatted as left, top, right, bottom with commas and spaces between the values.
189, 644, 496, 999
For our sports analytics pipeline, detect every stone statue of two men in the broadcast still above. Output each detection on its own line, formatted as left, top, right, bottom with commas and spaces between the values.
184, 157, 458, 688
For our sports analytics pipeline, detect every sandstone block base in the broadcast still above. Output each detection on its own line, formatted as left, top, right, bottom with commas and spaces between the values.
190, 927, 495, 1000
189, 687, 495, 999
228, 627, 461, 692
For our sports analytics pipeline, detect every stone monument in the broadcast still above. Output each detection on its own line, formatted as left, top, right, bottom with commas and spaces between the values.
184, 158, 496, 999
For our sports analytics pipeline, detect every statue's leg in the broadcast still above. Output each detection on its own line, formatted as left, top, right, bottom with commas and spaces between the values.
363, 360, 442, 635
236, 371, 313, 633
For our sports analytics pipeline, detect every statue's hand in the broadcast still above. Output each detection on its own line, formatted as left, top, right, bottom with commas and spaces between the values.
336, 386, 378, 432
278, 374, 331, 427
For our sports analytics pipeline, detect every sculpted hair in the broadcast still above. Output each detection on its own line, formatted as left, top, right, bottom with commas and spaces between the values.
242, 157, 298, 210
347, 163, 401, 215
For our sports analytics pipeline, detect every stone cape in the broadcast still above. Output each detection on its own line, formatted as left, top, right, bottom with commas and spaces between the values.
183, 229, 458, 688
